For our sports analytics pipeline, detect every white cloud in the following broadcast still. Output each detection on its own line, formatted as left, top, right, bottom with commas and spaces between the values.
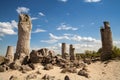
32, 28, 46, 33
84, 0, 101, 3
49, 33, 69, 40
39, 12, 45, 16
113, 40, 120, 48
16, 7, 30, 14
0, 29, 16, 35
41, 39, 58, 44
113, 40, 120, 44
0, 20, 17, 36
57, 23, 78, 31
71, 35, 97, 42
41, 33, 99, 45
31, 17, 38, 20
49, 33, 98, 42
58, 0, 68, 2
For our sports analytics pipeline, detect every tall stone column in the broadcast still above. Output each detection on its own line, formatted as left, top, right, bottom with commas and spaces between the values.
14, 14, 32, 64
100, 21, 113, 61
69, 44, 75, 60
62, 43, 66, 59
5, 46, 14, 64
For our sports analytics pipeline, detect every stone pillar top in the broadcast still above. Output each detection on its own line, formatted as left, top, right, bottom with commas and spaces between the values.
19, 14, 31, 22
104, 21, 110, 28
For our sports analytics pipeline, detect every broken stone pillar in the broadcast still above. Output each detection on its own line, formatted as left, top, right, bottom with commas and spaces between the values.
14, 14, 32, 64
5, 46, 14, 64
100, 21, 113, 61
69, 44, 75, 60
62, 43, 66, 59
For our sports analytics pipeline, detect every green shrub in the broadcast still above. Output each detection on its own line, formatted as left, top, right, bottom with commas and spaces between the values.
76, 50, 100, 60
112, 46, 120, 58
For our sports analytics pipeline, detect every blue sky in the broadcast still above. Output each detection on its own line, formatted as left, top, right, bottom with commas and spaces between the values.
0, 0, 120, 55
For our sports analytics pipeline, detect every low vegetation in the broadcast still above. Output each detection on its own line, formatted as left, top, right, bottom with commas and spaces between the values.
76, 46, 120, 60
112, 46, 120, 58
76, 50, 100, 60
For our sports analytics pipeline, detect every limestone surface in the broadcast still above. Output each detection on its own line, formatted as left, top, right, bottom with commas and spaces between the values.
14, 14, 32, 64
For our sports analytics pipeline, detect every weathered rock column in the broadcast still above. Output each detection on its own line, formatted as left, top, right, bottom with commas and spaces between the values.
100, 21, 113, 61
5, 46, 14, 64
14, 14, 32, 64
62, 43, 66, 59
69, 44, 75, 60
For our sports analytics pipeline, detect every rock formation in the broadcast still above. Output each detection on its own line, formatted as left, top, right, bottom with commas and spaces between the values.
62, 43, 66, 59
69, 44, 75, 60
30, 48, 55, 63
5, 46, 14, 64
14, 14, 32, 64
100, 21, 113, 61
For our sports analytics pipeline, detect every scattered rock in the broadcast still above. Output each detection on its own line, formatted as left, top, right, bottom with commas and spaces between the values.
9, 75, 18, 80
44, 64, 53, 70
42, 74, 55, 80
82, 66, 88, 72
0, 64, 9, 72
64, 75, 70, 80
61, 67, 77, 73
36, 69, 41, 74
0, 66, 6, 72
83, 59, 91, 65
9, 60, 21, 70
28, 63, 35, 70
26, 73, 37, 80
20, 65, 32, 73
78, 70, 89, 78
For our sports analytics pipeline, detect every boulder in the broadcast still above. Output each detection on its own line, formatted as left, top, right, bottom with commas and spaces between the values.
42, 74, 55, 80
83, 59, 91, 65
36, 69, 41, 74
44, 64, 53, 70
0, 66, 6, 72
42, 74, 50, 80
9, 60, 21, 70
30, 50, 43, 63
61, 67, 77, 73
28, 63, 35, 70
38, 48, 55, 57
0, 64, 9, 72
26, 73, 37, 80
20, 65, 32, 73
78, 70, 89, 78
64, 75, 70, 80
30, 48, 55, 64
9, 75, 18, 80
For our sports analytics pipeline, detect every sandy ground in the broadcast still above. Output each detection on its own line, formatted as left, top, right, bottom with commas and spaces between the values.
0, 60, 120, 80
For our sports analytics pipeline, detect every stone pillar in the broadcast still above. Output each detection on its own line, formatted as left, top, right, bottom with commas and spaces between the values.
100, 21, 113, 61
14, 14, 32, 64
69, 44, 75, 60
5, 46, 14, 64
62, 43, 66, 59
